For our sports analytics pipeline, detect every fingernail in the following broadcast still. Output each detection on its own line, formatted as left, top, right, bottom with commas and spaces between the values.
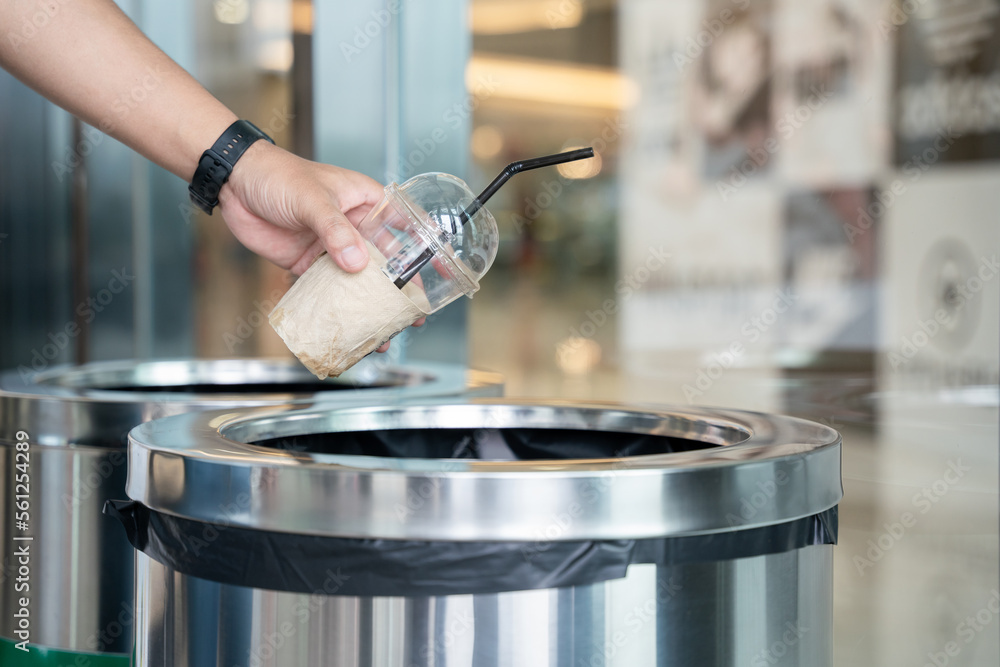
340, 244, 366, 270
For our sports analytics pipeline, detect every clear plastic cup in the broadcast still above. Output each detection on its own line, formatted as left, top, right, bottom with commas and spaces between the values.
270, 172, 499, 378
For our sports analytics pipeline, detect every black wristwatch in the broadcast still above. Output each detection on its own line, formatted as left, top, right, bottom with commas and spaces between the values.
188, 120, 274, 215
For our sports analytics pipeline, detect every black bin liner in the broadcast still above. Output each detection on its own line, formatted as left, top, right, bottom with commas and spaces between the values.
254, 427, 718, 459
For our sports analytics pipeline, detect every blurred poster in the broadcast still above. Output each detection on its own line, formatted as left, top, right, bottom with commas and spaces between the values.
619, 0, 784, 277
894, 0, 1000, 163
618, 186, 784, 361
781, 188, 879, 354
619, 0, 784, 377
618, 0, 702, 201
772, 0, 892, 186
880, 166, 1000, 390
690, 0, 775, 183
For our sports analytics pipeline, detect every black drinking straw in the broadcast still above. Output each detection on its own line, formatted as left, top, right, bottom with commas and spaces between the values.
393, 147, 595, 289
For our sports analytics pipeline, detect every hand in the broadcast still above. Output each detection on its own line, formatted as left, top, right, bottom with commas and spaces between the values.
218, 140, 384, 276
218, 141, 423, 350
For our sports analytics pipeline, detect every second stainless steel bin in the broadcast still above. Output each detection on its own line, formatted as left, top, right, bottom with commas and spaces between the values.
0, 359, 502, 665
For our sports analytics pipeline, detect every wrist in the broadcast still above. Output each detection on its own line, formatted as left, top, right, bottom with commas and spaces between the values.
180, 110, 239, 182
219, 139, 277, 202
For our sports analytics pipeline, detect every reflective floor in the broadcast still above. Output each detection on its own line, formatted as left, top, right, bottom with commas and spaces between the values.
469, 274, 1000, 667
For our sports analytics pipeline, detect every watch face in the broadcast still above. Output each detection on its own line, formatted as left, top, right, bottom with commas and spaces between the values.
916, 237, 981, 352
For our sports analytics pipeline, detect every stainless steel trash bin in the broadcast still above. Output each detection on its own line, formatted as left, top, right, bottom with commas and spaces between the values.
0, 359, 502, 665
120, 400, 842, 667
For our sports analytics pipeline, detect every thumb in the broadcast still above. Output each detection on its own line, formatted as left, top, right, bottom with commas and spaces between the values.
302, 201, 369, 272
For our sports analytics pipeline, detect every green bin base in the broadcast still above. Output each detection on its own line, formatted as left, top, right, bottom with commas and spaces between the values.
0, 636, 129, 666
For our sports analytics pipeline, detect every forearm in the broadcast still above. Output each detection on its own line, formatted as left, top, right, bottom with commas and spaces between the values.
0, 0, 236, 181
2, 0, 381, 275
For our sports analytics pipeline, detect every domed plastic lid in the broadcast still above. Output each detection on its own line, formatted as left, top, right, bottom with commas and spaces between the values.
389, 173, 499, 296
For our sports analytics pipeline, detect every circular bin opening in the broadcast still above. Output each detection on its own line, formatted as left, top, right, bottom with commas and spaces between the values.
32, 358, 424, 394
251, 427, 725, 460
225, 403, 751, 461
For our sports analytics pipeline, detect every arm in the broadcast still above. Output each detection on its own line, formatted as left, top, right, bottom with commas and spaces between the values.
0, 0, 375, 274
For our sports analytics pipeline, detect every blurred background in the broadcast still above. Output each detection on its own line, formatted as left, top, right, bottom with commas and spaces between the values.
0, 1, 998, 665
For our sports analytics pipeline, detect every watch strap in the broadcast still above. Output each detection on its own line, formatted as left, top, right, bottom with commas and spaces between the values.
188, 120, 274, 215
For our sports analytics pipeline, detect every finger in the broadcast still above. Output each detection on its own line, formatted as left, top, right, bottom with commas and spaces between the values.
413, 317, 426, 327
339, 169, 387, 211
289, 238, 326, 276
376, 341, 390, 353
300, 199, 368, 273
219, 193, 317, 271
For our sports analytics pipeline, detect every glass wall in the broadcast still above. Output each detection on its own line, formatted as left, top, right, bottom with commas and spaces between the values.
188, 0, 299, 359
0, 0, 471, 368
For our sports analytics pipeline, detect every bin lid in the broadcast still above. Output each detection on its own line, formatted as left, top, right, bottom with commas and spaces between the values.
0, 358, 502, 448
127, 399, 841, 540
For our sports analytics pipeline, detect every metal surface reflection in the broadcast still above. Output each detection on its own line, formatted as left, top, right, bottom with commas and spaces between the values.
134, 544, 833, 667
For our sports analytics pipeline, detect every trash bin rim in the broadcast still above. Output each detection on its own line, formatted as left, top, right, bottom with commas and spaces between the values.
1, 357, 498, 402
0, 358, 502, 448
126, 398, 843, 540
